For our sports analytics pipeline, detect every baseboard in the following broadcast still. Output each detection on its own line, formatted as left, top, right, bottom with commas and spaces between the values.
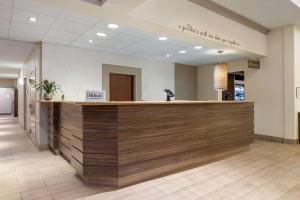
255, 134, 299, 144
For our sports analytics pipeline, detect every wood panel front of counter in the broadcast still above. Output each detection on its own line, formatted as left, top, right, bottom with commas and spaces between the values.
46, 102, 254, 187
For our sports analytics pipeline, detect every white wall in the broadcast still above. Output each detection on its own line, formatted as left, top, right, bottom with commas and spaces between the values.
292, 25, 300, 140
197, 28, 285, 139
42, 42, 175, 101
18, 44, 42, 147
283, 26, 296, 140
197, 65, 217, 100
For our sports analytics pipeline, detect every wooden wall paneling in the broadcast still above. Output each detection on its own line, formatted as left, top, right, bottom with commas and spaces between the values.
79, 105, 119, 186
47, 103, 59, 154
117, 103, 254, 187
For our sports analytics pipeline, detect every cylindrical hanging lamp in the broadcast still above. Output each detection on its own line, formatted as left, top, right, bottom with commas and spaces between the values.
214, 51, 228, 101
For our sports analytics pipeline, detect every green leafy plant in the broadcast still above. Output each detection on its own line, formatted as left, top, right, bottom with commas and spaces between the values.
34, 80, 62, 96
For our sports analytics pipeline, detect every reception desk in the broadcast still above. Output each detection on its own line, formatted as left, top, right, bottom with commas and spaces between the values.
41, 101, 254, 187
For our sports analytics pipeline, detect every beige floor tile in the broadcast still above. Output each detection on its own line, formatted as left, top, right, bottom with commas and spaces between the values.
158, 189, 199, 200
1, 116, 300, 200
155, 177, 195, 194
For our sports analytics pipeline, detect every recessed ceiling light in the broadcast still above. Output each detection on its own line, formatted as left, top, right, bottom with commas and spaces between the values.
290, 0, 300, 8
166, 54, 171, 57
29, 17, 37, 22
158, 36, 168, 41
107, 24, 119, 29
194, 46, 203, 50
88, 39, 93, 43
179, 50, 187, 54
96, 32, 107, 37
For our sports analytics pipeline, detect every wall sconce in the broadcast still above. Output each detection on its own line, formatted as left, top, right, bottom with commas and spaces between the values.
214, 51, 228, 101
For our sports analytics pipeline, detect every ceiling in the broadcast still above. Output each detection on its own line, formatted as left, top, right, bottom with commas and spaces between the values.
0, 0, 246, 67
0, 39, 35, 78
211, 0, 300, 29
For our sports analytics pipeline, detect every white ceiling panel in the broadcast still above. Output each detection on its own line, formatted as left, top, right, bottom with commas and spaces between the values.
113, 34, 142, 45
0, 30, 8, 38
59, 10, 99, 26
0, 0, 13, 7
10, 21, 48, 36
135, 40, 161, 50
94, 21, 129, 33
14, 0, 61, 17
100, 35, 140, 49
0, 18, 9, 30
44, 30, 80, 45
44, 30, 80, 44
84, 26, 120, 40
51, 19, 90, 34
12, 9, 55, 27
0, 5, 12, 20
122, 43, 153, 52
124, 28, 153, 39
72, 35, 102, 48
116, 49, 138, 56
9, 31, 43, 43
43, 36, 74, 45
94, 46, 115, 53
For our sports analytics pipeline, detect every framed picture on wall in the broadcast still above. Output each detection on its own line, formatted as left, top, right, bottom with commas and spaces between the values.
296, 87, 300, 99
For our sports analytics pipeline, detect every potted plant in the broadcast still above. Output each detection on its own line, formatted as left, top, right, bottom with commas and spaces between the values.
34, 80, 62, 100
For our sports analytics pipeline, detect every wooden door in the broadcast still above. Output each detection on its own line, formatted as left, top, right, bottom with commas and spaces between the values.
109, 73, 134, 101
14, 88, 18, 117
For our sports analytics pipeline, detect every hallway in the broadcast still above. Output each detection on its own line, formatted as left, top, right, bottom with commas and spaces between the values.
0, 116, 106, 200
2, 116, 300, 200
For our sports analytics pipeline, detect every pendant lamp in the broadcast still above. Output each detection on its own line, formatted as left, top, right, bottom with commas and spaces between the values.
214, 51, 228, 101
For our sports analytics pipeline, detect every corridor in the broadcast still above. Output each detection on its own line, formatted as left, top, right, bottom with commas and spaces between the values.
0, 116, 105, 200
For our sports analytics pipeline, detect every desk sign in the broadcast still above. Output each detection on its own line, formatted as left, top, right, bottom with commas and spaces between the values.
85, 90, 106, 102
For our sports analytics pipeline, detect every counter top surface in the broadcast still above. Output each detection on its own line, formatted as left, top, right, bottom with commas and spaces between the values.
38, 100, 253, 105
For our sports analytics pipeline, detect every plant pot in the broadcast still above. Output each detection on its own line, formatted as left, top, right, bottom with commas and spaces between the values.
43, 93, 52, 100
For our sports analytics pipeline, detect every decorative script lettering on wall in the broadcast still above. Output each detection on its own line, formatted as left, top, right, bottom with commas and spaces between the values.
178, 24, 240, 47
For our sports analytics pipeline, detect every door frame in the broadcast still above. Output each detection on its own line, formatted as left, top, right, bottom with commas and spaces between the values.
102, 64, 142, 101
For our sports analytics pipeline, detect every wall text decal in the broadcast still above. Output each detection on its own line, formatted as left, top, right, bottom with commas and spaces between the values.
178, 24, 240, 47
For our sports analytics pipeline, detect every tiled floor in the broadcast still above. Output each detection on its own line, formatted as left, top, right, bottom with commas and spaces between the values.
1, 116, 300, 200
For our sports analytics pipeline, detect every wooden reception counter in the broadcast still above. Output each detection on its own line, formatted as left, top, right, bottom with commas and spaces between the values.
41, 100, 254, 187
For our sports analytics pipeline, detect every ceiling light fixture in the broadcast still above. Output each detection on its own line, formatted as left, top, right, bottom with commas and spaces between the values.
158, 36, 168, 41
29, 17, 37, 22
96, 32, 107, 37
290, 0, 300, 8
107, 24, 119, 29
166, 54, 171, 57
194, 46, 203, 50
179, 50, 187, 54
88, 39, 93, 43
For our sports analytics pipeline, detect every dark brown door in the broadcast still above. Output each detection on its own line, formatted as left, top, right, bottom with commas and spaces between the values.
109, 73, 134, 101
14, 88, 18, 117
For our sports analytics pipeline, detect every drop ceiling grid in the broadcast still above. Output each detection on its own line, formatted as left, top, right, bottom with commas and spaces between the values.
0, 0, 245, 65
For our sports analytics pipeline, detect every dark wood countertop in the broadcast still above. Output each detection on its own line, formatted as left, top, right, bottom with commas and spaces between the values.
38, 100, 253, 106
